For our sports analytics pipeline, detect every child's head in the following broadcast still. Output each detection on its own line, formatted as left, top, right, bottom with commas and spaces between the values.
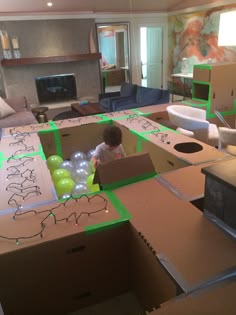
103, 125, 122, 148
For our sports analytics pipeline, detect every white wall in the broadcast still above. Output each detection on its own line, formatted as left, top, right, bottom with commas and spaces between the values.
95, 14, 169, 89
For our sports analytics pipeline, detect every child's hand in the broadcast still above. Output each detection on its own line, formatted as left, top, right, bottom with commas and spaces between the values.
94, 159, 99, 168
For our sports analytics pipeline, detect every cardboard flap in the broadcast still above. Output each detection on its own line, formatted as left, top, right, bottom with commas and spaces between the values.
93, 152, 156, 185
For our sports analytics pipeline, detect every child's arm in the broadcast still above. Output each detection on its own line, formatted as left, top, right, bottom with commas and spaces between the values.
91, 156, 100, 168
120, 144, 126, 157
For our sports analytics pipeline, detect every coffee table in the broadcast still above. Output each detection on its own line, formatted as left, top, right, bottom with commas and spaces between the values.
71, 102, 106, 116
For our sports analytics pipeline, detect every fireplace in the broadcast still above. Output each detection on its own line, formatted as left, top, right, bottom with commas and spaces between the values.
35, 73, 77, 104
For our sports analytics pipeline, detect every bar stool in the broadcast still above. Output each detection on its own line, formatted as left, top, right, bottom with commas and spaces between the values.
32, 106, 48, 123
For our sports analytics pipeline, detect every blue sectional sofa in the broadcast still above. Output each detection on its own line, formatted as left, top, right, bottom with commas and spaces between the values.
99, 82, 169, 112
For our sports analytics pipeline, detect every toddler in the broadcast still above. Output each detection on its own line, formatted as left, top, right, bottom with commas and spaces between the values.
91, 125, 125, 168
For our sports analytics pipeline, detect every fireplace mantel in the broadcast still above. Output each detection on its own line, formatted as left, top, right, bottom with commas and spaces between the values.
0, 52, 101, 67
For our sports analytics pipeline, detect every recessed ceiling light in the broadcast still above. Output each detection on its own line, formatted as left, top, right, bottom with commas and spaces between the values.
47, 2, 53, 7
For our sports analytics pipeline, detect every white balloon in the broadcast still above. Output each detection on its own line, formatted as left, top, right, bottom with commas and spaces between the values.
76, 160, 91, 174
70, 151, 87, 166
72, 183, 89, 197
71, 168, 89, 183
59, 160, 74, 173
87, 149, 95, 160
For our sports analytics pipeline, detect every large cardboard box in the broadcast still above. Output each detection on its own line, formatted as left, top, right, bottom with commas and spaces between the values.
114, 178, 236, 293
0, 202, 177, 315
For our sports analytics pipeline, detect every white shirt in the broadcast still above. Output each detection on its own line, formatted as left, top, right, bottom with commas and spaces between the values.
93, 142, 125, 163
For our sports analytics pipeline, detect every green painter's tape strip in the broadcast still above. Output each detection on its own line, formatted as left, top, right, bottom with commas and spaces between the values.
0, 152, 4, 169
131, 109, 150, 116
38, 128, 53, 135
101, 171, 156, 191
194, 64, 212, 70
49, 120, 57, 127
39, 144, 46, 160
85, 190, 131, 234
97, 118, 112, 125
53, 129, 63, 158
137, 136, 142, 152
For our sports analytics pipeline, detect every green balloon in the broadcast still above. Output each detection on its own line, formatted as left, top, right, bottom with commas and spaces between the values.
55, 178, 75, 197
52, 168, 71, 184
47, 155, 63, 173
86, 174, 100, 193
89, 159, 95, 174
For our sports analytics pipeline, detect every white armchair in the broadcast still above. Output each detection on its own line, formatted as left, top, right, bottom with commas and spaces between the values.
167, 105, 219, 146
218, 127, 236, 155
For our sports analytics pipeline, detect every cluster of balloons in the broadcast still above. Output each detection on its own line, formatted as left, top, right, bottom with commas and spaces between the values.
46, 149, 100, 199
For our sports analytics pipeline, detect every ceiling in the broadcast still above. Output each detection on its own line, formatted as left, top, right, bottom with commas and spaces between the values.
0, 0, 233, 15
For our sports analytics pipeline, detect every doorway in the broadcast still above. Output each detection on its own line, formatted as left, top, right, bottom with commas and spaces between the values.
96, 22, 131, 93
140, 26, 163, 89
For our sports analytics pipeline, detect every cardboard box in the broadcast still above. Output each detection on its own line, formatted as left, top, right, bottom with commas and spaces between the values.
114, 178, 236, 292
93, 152, 156, 188
0, 202, 177, 315
156, 157, 235, 210
1, 103, 236, 314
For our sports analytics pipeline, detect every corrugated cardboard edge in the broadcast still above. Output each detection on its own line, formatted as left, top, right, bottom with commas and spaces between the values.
93, 152, 156, 185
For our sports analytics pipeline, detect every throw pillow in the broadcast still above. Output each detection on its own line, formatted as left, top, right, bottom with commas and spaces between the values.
0, 97, 15, 119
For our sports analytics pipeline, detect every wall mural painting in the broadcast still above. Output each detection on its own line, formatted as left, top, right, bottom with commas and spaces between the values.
168, 8, 236, 75
168, 7, 236, 97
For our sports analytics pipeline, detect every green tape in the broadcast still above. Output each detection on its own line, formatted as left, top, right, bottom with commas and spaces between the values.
85, 190, 131, 234
39, 144, 46, 160
96, 118, 112, 124
131, 109, 150, 117
194, 64, 212, 70
137, 136, 142, 152
0, 152, 4, 169
53, 129, 63, 158
101, 171, 156, 190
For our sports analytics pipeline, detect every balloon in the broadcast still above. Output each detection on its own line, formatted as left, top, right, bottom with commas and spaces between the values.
52, 168, 71, 184
90, 159, 95, 174
86, 174, 100, 193
72, 183, 89, 197
87, 149, 95, 160
47, 155, 63, 173
70, 151, 87, 166
60, 193, 71, 200
59, 160, 74, 173
76, 160, 91, 174
71, 168, 89, 183
55, 178, 75, 197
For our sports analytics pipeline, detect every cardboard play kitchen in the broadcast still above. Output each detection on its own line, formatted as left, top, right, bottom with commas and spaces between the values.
1, 107, 236, 314
188, 62, 236, 118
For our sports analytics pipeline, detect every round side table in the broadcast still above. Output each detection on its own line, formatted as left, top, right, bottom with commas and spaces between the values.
32, 106, 49, 123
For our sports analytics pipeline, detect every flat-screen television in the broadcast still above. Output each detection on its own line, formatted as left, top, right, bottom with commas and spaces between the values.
35, 73, 77, 104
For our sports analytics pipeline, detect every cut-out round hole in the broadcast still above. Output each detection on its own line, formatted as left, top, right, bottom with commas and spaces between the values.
174, 142, 203, 153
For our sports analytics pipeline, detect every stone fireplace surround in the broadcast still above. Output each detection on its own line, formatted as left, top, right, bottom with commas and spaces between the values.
0, 19, 101, 107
